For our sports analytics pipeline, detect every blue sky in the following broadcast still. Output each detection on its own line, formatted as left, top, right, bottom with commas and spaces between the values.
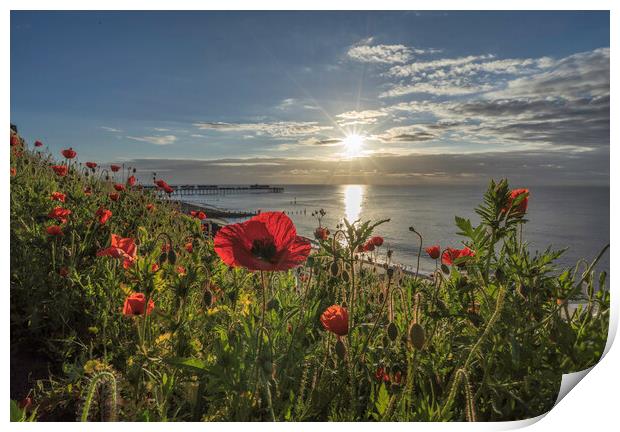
11, 11, 609, 184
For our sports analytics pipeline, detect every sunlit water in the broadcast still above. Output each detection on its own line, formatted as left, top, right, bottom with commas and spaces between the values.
180, 184, 610, 275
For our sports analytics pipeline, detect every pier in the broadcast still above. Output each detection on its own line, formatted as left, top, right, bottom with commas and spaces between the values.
144, 184, 284, 196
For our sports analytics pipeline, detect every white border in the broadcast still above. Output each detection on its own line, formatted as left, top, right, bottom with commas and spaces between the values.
3, 1, 616, 430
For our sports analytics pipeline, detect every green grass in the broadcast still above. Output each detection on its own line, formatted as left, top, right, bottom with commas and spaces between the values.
10, 132, 609, 421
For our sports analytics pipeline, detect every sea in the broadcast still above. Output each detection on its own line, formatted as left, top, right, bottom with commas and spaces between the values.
179, 184, 610, 276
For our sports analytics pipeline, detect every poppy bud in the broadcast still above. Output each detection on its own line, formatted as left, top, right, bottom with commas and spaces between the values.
158, 252, 167, 265
387, 267, 395, 279
387, 322, 398, 341
168, 250, 177, 265
408, 323, 426, 350
330, 260, 340, 277
441, 264, 450, 274
203, 289, 213, 307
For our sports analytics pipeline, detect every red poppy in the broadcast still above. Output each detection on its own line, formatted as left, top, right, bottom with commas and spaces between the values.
86, 161, 97, 169
10, 134, 20, 147
151, 263, 160, 272
46, 225, 63, 236
163, 185, 174, 194
61, 148, 76, 159
95, 207, 112, 225
109, 192, 120, 201
59, 267, 69, 277
51, 165, 68, 177
314, 227, 330, 240
320, 305, 349, 337
127, 175, 136, 187
110, 164, 121, 172
359, 241, 375, 253
161, 243, 171, 253
10, 167, 16, 177
34, 140, 43, 147
214, 211, 311, 271
48, 206, 72, 224
19, 397, 32, 411
375, 366, 390, 383
425, 245, 440, 260
370, 236, 384, 247
51, 192, 66, 202
196, 211, 206, 220
97, 234, 137, 269
122, 293, 154, 316
176, 265, 186, 275
185, 242, 193, 253
393, 371, 403, 385
146, 203, 155, 211
154, 179, 169, 189
189, 210, 197, 217
113, 183, 125, 192
442, 247, 475, 266
504, 188, 530, 214
84, 186, 92, 196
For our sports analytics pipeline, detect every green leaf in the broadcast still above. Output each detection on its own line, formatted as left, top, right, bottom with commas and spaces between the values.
165, 357, 209, 373
375, 383, 390, 416
10, 400, 25, 422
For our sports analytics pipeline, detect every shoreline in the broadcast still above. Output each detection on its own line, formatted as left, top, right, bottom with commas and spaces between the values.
173, 199, 256, 219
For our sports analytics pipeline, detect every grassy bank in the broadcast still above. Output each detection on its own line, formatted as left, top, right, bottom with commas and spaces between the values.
10, 128, 609, 422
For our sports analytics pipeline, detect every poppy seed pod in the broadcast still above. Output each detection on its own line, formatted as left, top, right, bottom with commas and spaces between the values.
158, 252, 167, 265
330, 260, 340, 277
203, 288, 214, 307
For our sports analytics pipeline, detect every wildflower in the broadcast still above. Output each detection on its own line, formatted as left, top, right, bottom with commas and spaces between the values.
320, 305, 349, 337
214, 211, 311, 271
425, 245, 440, 260
61, 147, 76, 159
10, 134, 20, 147
51, 192, 66, 202
163, 184, 174, 194
19, 397, 32, 411
46, 225, 63, 236
86, 161, 97, 169
110, 164, 121, 172
127, 175, 136, 187
95, 207, 112, 225
442, 247, 475, 266
48, 206, 72, 224
154, 179, 170, 189
51, 165, 68, 177
146, 203, 155, 211
193, 211, 207, 220
314, 227, 330, 240
109, 192, 120, 201
97, 234, 137, 269
151, 263, 160, 272
370, 236, 384, 247
84, 186, 92, 196
504, 188, 530, 214
375, 366, 390, 383
113, 183, 125, 192
34, 140, 43, 147
58, 267, 69, 277
185, 242, 193, 253
122, 292, 154, 316
161, 243, 171, 253
393, 370, 403, 385
10, 167, 16, 177
176, 265, 186, 275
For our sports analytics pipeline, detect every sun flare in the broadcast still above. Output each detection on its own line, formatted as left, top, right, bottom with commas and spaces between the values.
342, 134, 365, 158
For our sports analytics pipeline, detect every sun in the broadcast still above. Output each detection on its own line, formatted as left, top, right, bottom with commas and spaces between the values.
342, 134, 365, 158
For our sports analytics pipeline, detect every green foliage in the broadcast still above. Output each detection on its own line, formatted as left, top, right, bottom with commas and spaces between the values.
10, 139, 609, 421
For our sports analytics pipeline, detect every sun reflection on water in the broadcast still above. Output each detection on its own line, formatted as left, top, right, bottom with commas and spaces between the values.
343, 185, 365, 222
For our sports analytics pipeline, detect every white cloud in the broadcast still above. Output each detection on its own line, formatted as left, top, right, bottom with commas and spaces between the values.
193, 121, 332, 137
127, 135, 177, 145
380, 82, 492, 98
100, 126, 122, 133
347, 43, 414, 64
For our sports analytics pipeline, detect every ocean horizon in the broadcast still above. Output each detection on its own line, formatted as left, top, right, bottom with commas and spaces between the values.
177, 183, 610, 275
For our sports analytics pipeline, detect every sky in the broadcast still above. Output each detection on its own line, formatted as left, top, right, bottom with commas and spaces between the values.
10, 11, 610, 185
